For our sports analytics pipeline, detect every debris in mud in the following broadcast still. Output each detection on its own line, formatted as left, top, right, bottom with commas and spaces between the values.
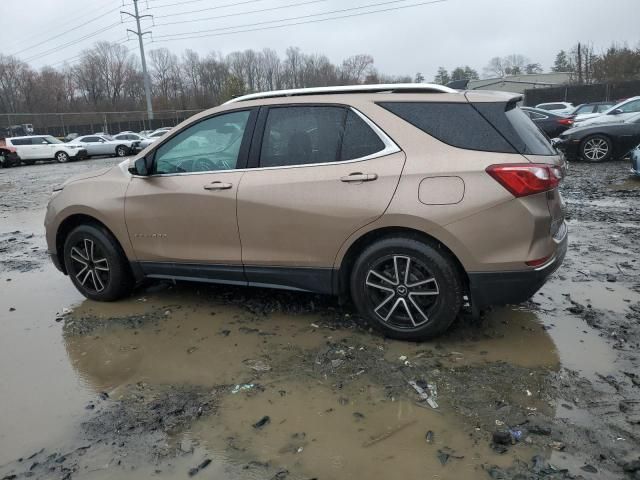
436, 447, 464, 465
252, 416, 271, 429
425, 430, 434, 444
362, 420, 416, 447
243, 359, 271, 372
188, 458, 212, 476
62, 307, 168, 336
231, 383, 258, 394
408, 380, 438, 408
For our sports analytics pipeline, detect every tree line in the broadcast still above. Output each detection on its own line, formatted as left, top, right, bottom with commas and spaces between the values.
0, 42, 412, 115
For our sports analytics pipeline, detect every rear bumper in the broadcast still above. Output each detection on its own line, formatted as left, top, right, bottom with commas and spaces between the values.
468, 229, 568, 308
72, 149, 89, 159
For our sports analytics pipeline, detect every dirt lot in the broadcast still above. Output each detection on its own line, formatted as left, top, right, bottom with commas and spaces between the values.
1, 156, 639, 480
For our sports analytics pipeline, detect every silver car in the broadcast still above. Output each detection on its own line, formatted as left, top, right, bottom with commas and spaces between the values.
68, 135, 135, 158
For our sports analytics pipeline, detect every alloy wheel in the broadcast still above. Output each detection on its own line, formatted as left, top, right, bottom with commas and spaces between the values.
583, 137, 609, 161
364, 255, 439, 329
116, 146, 127, 157
57, 152, 69, 163
69, 238, 110, 293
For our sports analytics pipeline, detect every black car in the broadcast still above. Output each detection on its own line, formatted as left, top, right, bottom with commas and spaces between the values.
555, 112, 640, 162
521, 107, 574, 138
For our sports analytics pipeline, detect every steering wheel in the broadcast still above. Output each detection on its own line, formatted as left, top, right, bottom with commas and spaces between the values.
192, 157, 217, 172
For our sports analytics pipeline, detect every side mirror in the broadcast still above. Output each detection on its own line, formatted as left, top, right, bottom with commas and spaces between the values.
611, 108, 623, 115
129, 156, 153, 176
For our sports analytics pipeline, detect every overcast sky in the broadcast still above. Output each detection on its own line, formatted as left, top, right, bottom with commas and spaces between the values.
1, 0, 639, 81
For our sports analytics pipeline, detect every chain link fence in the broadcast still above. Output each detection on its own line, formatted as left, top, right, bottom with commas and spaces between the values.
524, 79, 640, 106
1, 109, 205, 137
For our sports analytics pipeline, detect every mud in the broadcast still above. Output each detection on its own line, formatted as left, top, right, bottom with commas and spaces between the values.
1, 158, 639, 480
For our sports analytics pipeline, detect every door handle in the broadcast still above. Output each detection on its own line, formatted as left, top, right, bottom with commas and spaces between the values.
340, 172, 378, 183
203, 181, 233, 191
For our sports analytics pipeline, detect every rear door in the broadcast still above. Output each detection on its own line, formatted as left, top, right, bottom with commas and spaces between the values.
236, 105, 405, 292
30, 137, 54, 159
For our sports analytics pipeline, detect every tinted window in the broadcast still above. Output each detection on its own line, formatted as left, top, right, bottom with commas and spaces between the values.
341, 110, 386, 160
260, 106, 346, 167
10, 138, 29, 146
31, 137, 48, 145
503, 106, 555, 155
575, 105, 594, 114
525, 111, 546, 120
379, 102, 516, 153
82, 136, 101, 143
154, 110, 250, 174
596, 104, 613, 112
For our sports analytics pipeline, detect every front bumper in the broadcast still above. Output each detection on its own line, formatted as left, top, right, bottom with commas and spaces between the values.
468, 228, 568, 308
553, 138, 580, 159
71, 149, 89, 159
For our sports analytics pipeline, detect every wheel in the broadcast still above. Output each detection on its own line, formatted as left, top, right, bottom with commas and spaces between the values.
63, 224, 133, 301
0, 154, 6, 168
580, 135, 612, 162
115, 145, 128, 157
55, 151, 70, 163
350, 237, 462, 341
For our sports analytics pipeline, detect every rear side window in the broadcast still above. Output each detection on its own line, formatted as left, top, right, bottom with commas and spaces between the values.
10, 138, 29, 146
379, 102, 516, 153
474, 102, 555, 155
260, 106, 346, 168
341, 110, 386, 160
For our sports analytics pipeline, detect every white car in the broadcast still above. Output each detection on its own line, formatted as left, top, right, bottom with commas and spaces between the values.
574, 111, 640, 127
138, 130, 169, 150
535, 102, 575, 115
68, 135, 137, 158
574, 96, 640, 125
5, 135, 88, 164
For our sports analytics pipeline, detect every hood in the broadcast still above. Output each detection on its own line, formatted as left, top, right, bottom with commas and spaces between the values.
61, 166, 113, 187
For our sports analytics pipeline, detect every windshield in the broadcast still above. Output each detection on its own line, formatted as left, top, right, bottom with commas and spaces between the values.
44, 136, 62, 144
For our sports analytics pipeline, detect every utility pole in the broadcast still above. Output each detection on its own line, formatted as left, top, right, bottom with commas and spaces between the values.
577, 42, 583, 85
121, 0, 154, 121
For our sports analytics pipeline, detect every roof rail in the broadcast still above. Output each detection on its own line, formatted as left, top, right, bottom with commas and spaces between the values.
224, 83, 457, 104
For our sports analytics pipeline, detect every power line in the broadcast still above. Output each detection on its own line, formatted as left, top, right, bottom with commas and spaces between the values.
153, 0, 446, 41
8, 1, 120, 56
155, 0, 329, 27
25, 22, 124, 63
154, 0, 266, 18
140, 0, 213, 9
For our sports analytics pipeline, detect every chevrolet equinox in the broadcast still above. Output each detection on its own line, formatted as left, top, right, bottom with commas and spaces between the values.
45, 84, 568, 340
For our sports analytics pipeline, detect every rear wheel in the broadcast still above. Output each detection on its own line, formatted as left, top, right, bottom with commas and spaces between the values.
63, 224, 133, 301
580, 135, 612, 162
55, 151, 70, 163
350, 237, 463, 341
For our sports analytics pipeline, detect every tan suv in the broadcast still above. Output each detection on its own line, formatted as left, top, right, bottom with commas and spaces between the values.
45, 84, 567, 340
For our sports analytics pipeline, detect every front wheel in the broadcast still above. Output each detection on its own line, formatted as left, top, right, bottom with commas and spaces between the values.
63, 224, 133, 301
55, 151, 70, 163
115, 145, 129, 157
350, 237, 463, 341
580, 135, 612, 162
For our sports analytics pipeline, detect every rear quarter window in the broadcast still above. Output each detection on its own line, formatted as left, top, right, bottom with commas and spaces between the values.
378, 102, 516, 153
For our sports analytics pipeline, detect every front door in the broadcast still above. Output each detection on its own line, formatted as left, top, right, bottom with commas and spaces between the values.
237, 105, 405, 292
125, 108, 256, 282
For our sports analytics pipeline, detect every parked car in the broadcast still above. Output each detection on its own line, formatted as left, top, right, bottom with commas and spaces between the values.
45, 84, 567, 341
64, 133, 80, 142
521, 107, 574, 137
138, 130, 169, 149
535, 102, 575, 115
68, 135, 136, 158
631, 146, 640, 177
0, 139, 21, 168
574, 96, 640, 125
573, 110, 640, 127
569, 101, 616, 121
113, 132, 146, 142
554, 112, 640, 162
139, 130, 154, 137
5, 135, 87, 164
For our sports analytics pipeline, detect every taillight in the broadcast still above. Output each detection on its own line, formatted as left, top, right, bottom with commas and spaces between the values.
486, 163, 561, 197
557, 118, 573, 126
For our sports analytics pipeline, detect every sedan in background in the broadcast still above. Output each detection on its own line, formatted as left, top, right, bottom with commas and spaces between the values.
138, 130, 169, 150
521, 107, 574, 138
535, 102, 575, 115
68, 135, 136, 158
569, 101, 616, 121
574, 96, 640, 125
554, 112, 640, 162
631, 146, 640, 177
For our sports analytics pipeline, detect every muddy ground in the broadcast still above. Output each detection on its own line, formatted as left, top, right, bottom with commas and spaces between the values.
0, 157, 639, 480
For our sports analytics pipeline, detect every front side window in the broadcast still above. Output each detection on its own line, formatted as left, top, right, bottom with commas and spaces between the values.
619, 99, 640, 113
31, 137, 48, 145
82, 136, 100, 143
154, 110, 250, 174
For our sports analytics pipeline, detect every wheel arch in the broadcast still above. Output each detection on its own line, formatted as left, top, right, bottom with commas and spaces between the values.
334, 226, 469, 297
56, 214, 131, 276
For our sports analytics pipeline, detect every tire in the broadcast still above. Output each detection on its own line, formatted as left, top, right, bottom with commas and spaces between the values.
350, 237, 462, 341
0, 154, 6, 168
63, 224, 133, 301
115, 145, 128, 157
55, 151, 70, 163
580, 135, 612, 163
